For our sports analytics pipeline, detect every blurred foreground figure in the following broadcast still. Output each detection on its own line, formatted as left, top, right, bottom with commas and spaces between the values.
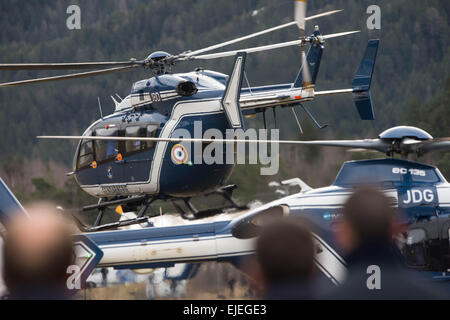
255, 218, 316, 299
327, 187, 447, 300
2, 203, 74, 300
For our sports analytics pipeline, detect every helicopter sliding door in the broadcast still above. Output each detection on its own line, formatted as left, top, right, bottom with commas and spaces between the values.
121, 124, 158, 184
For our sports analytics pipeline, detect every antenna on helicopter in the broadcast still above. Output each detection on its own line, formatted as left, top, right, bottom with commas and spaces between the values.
110, 96, 119, 109
115, 93, 123, 102
97, 97, 104, 120
292, 108, 304, 134
299, 103, 328, 129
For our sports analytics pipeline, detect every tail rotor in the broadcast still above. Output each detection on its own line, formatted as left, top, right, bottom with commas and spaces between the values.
295, 0, 313, 90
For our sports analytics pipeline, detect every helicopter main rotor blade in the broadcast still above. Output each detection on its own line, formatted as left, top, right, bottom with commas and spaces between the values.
305, 9, 343, 21
37, 135, 389, 152
295, 0, 307, 33
0, 61, 142, 71
188, 39, 304, 60
417, 138, 450, 154
320, 30, 360, 40
188, 30, 359, 61
0, 66, 138, 88
295, 0, 312, 88
183, 21, 297, 58
182, 9, 342, 58
300, 45, 312, 88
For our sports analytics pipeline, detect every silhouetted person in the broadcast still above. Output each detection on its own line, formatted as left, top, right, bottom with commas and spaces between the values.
326, 187, 448, 300
255, 217, 316, 299
101, 268, 109, 287
226, 273, 236, 297
2, 203, 74, 300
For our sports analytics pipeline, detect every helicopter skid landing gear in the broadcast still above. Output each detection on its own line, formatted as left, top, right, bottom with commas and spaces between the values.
65, 195, 155, 232
173, 185, 248, 220
62, 185, 246, 230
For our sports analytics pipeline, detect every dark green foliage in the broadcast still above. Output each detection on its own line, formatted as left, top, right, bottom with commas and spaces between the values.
405, 77, 450, 179
20, 175, 92, 207
0, 1, 448, 205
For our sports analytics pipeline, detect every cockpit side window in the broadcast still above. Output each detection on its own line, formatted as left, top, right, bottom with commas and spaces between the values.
94, 128, 119, 163
77, 131, 94, 170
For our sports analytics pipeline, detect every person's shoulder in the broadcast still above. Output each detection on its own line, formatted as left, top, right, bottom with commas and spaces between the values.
320, 271, 449, 300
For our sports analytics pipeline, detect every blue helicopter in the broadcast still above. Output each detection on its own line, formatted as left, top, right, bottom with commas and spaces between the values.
3, 3, 378, 231
0, 126, 449, 290
227, 125, 450, 284
67, 126, 450, 288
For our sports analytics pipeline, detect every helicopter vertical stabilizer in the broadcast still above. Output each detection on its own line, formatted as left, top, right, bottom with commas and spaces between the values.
352, 39, 379, 120
221, 52, 247, 129
0, 178, 28, 226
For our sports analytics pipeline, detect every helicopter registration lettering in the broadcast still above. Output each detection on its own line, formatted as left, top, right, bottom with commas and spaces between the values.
150, 92, 161, 102
101, 185, 129, 194
132, 92, 161, 107
402, 189, 434, 205
392, 167, 426, 177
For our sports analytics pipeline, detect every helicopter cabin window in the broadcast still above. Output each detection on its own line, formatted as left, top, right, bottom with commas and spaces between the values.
125, 126, 145, 154
145, 124, 159, 150
94, 128, 119, 162
77, 133, 94, 169
404, 228, 427, 268
334, 163, 442, 186
123, 124, 159, 155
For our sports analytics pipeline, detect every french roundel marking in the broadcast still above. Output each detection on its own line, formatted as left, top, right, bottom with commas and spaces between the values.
171, 144, 188, 164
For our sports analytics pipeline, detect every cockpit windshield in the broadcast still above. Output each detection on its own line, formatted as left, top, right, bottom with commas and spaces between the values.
76, 122, 161, 171
77, 130, 94, 169
334, 160, 442, 187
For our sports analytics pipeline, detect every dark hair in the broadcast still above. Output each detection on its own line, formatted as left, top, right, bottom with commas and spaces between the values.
256, 217, 314, 284
342, 187, 396, 242
3, 225, 74, 293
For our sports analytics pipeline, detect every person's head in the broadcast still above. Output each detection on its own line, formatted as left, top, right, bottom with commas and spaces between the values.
255, 217, 315, 289
2, 203, 74, 298
336, 187, 396, 253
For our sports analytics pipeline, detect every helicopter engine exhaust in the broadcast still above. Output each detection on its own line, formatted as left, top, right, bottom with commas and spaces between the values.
176, 81, 198, 96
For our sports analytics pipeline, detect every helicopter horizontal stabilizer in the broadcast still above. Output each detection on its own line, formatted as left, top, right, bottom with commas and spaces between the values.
352, 39, 379, 120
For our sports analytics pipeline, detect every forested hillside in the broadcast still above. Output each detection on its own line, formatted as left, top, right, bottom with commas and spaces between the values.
0, 0, 448, 206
